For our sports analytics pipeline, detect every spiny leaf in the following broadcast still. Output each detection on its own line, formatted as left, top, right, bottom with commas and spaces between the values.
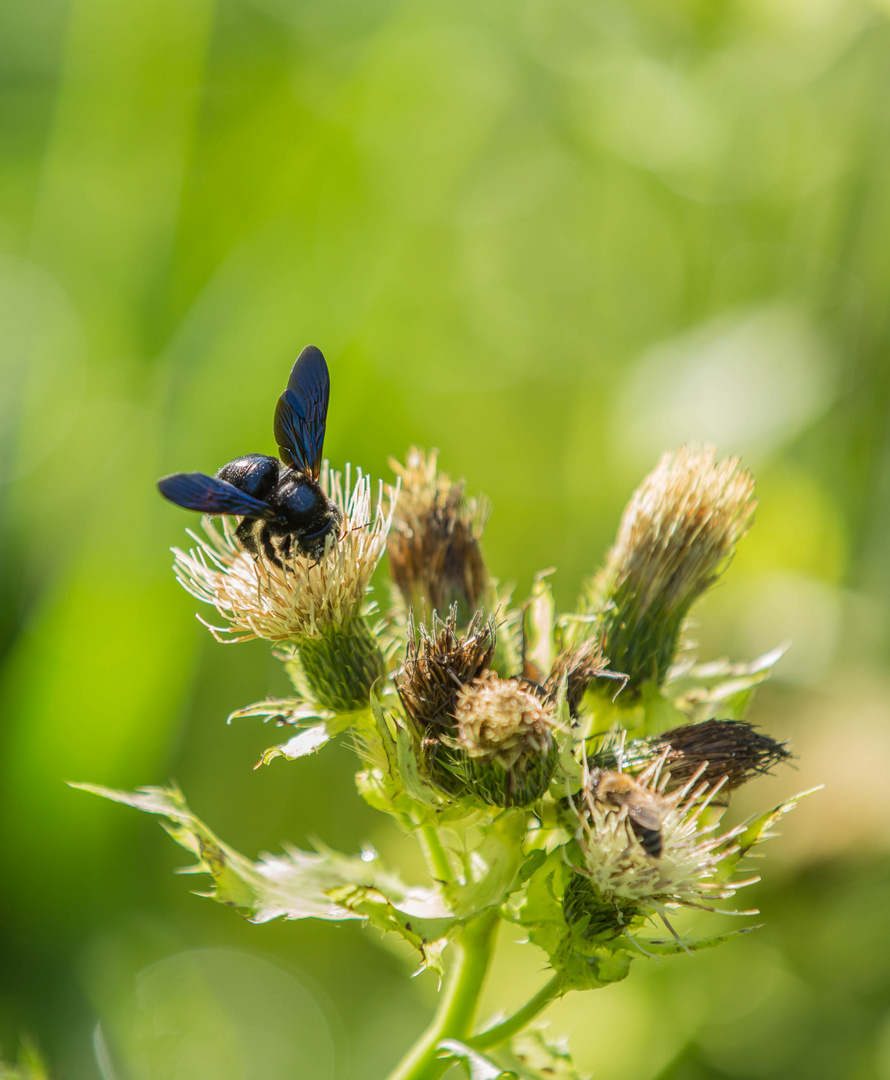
72, 782, 464, 971
488, 1027, 589, 1080
437, 1040, 512, 1079
669, 643, 788, 723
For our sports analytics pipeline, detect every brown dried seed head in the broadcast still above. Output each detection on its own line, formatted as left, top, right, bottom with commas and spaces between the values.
649, 719, 791, 792
388, 447, 490, 621
395, 608, 495, 733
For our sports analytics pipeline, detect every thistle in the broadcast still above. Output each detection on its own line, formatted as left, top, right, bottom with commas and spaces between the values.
583, 445, 756, 694
444, 671, 560, 807
80, 418, 809, 1080
387, 447, 490, 624
563, 760, 754, 941
545, 638, 621, 718
593, 719, 791, 793
172, 464, 397, 711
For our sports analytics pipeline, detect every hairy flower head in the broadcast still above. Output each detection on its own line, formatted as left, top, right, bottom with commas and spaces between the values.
388, 447, 490, 623
586, 445, 756, 692
395, 611, 558, 806
450, 671, 554, 770
563, 760, 754, 938
396, 608, 495, 733
171, 464, 398, 644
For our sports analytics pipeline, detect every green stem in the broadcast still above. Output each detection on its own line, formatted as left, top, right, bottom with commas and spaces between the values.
419, 824, 453, 883
386, 909, 500, 1080
469, 973, 564, 1051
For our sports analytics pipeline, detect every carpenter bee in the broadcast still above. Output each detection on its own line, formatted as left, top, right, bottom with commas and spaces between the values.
157, 345, 343, 565
589, 768, 666, 857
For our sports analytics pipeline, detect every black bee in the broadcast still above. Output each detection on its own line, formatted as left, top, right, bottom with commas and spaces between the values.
157, 345, 343, 565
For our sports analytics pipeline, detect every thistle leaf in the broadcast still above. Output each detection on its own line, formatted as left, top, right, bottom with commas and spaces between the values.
72, 782, 464, 970
437, 1040, 511, 1079
669, 643, 788, 723
488, 1028, 589, 1080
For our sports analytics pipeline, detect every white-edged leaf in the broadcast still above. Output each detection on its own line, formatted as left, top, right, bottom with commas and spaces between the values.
487, 1027, 588, 1080
71, 782, 465, 971
438, 1040, 511, 1079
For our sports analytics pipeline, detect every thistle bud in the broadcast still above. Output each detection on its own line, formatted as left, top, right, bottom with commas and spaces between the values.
396, 610, 558, 807
595, 719, 791, 793
388, 447, 490, 624
586, 445, 756, 694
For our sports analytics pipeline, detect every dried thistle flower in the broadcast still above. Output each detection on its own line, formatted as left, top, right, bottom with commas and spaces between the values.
594, 719, 791, 793
545, 640, 623, 718
586, 445, 756, 693
395, 610, 557, 806
563, 761, 754, 939
396, 608, 495, 733
171, 466, 397, 712
388, 447, 490, 623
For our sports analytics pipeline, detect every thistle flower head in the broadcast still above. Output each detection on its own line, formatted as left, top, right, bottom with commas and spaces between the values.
599, 719, 791, 793
446, 672, 560, 807
564, 759, 753, 938
587, 445, 756, 692
171, 465, 397, 644
450, 671, 554, 770
388, 447, 490, 623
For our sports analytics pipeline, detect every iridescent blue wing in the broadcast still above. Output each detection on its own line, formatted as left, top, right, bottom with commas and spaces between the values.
273, 345, 330, 480
157, 472, 276, 519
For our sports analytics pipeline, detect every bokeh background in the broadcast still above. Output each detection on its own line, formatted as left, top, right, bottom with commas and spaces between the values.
2, 0, 890, 1076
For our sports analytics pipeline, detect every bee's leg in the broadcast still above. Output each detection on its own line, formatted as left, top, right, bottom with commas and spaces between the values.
259, 523, 284, 569
235, 517, 260, 557
278, 532, 295, 572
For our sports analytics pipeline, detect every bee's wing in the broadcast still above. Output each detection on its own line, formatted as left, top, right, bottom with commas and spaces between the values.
626, 802, 663, 833
273, 345, 330, 480
157, 472, 276, 519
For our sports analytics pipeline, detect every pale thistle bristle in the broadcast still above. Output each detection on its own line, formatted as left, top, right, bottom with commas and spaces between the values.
565, 759, 756, 938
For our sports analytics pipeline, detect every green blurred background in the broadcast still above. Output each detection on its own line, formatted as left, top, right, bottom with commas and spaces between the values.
2, 0, 890, 1076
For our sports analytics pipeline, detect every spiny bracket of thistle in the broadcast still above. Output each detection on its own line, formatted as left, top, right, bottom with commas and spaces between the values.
171, 464, 398, 712
71, 781, 540, 976
387, 447, 491, 626
458, 1028, 587, 1080
581, 445, 756, 698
